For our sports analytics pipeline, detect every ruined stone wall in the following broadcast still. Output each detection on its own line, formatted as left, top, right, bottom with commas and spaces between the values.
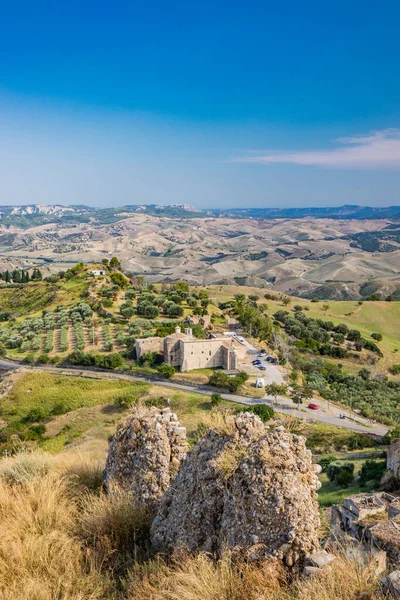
104, 406, 188, 507
151, 413, 321, 567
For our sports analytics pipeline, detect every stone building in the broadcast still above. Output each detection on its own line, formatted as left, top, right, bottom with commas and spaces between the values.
331, 492, 400, 565
136, 326, 246, 372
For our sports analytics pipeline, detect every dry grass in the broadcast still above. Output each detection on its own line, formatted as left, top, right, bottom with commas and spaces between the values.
128, 552, 288, 600
0, 450, 54, 484
201, 410, 236, 436
212, 444, 250, 481
0, 449, 387, 600
78, 490, 152, 575
128, 551, 383, 600
0, 472, 111, 600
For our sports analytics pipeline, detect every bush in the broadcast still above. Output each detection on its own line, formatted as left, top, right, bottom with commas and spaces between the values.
371, 332, 383, 342
335, 469, 355, 488
246, 404, 275, 422
24, 407, 48, 423
326, 461, 355, 486
318, 455, 337, 472
210, 393, 223, 407
157, 363, 175, 379
359, 459, 387, 487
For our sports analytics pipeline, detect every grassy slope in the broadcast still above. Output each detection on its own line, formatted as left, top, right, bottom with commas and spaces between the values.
0, 372, 237, 453
0, 277, 88, 318
207, 284, 400, 369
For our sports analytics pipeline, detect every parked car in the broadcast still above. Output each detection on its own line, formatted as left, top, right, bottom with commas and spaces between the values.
258, 365, 266, 371
252, 359, 261, 365
308, 403, 319, 410
266, 356, 274, 362
259, 350, 266, 356
237, 336, 245, 343
270, 358, 278, 364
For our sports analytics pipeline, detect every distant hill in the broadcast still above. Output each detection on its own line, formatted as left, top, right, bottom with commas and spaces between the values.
1, 203, 400, 228
212, 205, 400, 220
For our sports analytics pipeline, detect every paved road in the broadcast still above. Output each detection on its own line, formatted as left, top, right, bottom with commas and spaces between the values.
0, 359, 20, 370
0, 359, 386, 436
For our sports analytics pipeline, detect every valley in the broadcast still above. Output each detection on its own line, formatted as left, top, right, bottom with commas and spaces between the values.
2, 204, 400, 298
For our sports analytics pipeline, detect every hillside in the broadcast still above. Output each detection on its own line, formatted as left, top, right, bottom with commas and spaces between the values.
2, 205, 400, 298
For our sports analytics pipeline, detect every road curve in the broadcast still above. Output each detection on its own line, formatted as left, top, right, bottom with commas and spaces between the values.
2, 363, 386, 437
0, 359, 20, 370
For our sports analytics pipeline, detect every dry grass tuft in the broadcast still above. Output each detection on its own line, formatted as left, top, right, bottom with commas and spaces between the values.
0, 450, 54, 485
201, 411, 236, 436
212, 444, 249, 481
78, 490, 152, 576
0, 472, 111, 600
54, 452, 105, 494
294, 552, 382, 600
127, 552, 288, 600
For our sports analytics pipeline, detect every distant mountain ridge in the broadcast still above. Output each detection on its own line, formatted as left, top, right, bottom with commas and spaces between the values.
0, 203, 399, 227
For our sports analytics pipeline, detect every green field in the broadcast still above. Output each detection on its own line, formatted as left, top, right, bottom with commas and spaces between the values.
207, 284, 400, 370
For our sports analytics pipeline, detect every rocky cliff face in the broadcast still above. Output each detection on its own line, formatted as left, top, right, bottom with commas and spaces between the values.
104, 405, 188, 507
151, 413, 321, 567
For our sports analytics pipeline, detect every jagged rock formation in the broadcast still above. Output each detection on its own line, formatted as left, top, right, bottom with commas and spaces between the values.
151, 413, 321, 567
104, 405, 188, 507
386, 439, 400, 489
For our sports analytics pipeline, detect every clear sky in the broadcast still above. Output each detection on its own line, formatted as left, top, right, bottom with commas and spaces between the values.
1, 0, 400, 208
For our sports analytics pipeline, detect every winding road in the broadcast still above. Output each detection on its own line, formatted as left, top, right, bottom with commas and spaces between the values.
0, 357, 388, 436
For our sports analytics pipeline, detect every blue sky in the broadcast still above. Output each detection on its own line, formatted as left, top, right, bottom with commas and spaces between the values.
1, 0, 400, 208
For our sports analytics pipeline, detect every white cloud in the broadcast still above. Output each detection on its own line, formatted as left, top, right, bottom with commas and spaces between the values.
235, 129, 400, 169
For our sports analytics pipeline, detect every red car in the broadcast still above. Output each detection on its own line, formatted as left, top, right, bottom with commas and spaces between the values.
308, 403, 319, 410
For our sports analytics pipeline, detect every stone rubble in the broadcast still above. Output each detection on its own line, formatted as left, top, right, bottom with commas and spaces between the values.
104, 405, 188, 507
151, 412, 321, 568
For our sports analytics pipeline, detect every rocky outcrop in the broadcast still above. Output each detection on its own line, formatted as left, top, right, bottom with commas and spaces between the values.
151, 413, 321, 568
386, 439, 400, 489
104, 405, 188, 507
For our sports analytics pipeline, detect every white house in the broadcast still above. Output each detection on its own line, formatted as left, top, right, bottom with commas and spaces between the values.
89, 269, 107, 276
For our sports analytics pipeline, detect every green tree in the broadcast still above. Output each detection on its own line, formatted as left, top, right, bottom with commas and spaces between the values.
265, 383, 287, 404
109, 256, 121, 270
291, 385, 313, 407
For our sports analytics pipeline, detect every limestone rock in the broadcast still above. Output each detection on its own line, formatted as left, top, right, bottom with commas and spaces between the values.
151, 412, 321, 567
104, 405, 188, 507
382, 570, 400, 598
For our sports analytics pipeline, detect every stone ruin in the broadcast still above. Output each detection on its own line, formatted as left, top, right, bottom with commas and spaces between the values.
151, 412, 321, 568
104, 405, 188, 507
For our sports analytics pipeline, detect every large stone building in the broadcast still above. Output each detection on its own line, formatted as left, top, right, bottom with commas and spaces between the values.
136, 326, 247, 372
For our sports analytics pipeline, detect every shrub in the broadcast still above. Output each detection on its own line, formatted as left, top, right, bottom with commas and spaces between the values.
210, 393, 223, 407
326, 461, 355, 486
359, 459, 386, 487
0, 451, 53, 484
24, 407, 48, 423
157, 363, 175, 379
246, 404, 275, 422
318, 455, 337, 472
371, 332, 383, 342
